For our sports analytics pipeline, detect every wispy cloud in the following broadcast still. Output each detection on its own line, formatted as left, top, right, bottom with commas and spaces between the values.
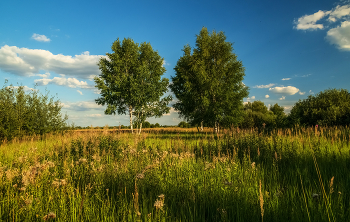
269, 86, 300, 95
86, 114, 102, 117
299, 91, 305, 95
279, 96, 286, 100
253, 83, 275, 88
31, 33, 51, 42
77, 90, 83, 95
62, 101, 104, 111
282, 78, 291, 81
294, 10, 328, 30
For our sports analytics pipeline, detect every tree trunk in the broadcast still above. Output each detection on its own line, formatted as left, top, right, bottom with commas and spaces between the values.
201, 121, 204, 131
139, 122, 142, 135
129, 106, 133, 134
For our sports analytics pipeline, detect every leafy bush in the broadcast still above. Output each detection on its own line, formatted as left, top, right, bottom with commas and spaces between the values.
0, 81, 68, 142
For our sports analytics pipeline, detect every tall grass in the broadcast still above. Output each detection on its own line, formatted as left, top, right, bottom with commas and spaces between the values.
0, 126, 349, 221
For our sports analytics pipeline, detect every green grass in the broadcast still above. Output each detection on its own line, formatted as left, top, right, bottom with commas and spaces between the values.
0, 126, 349, 221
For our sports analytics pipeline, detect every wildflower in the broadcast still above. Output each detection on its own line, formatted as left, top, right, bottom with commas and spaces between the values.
43, 212, 56, 221
315, 125, 318, 128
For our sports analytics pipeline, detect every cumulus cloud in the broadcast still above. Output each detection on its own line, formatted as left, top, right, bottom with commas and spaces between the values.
34, 76, 91, 88
0, 45, 105, 78
77, 90, 83, 95
279, 96, 286, 100
282, 78, 291, 81
328, 5, 350, 22
269, 86, 300, 95
299, 91, 306, 95
253, 83, 275, 88
294, 4, 350, 50
294, 10, 329, 30
327, 20, 350, 50
31, 33, 51, 42
251, 96, 255, 99
265, 95, 270, 98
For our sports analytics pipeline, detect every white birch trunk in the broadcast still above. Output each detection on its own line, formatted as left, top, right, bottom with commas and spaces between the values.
129, 106, 133, 134
139, 122, 142, 135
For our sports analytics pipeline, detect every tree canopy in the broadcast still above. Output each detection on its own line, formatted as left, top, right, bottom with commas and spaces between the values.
170, 27, 249, 131
94, 38, 171, 133
288, 88, 350, 127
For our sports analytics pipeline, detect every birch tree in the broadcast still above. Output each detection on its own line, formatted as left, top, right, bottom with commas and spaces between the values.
170, 27, 249, 132
94, 38, 171, 133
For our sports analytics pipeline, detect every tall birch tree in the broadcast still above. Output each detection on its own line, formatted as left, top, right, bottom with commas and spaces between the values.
94, 38, 171, 133
170, 27, 249, 132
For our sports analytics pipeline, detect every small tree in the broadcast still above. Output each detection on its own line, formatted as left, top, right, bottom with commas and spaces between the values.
94, 38, 171, 134
170, 27, 249, 133
0, 81, 68, 142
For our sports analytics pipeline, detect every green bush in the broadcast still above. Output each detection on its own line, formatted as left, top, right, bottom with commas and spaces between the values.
0, 81, 68, 142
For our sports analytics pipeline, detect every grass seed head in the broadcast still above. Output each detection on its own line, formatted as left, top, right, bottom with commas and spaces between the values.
43, 212, 56, 221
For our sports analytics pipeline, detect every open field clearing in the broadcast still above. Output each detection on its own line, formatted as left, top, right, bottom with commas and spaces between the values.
0, 127, 349, 221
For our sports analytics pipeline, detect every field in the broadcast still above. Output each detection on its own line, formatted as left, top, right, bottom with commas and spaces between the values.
0, 127, 349, 221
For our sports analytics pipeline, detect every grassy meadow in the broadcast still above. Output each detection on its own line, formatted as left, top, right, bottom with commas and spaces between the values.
0, 126, 349, 221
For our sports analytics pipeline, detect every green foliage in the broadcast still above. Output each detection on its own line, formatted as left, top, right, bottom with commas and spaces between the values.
289, 88, 350, 127
0, 81, 68, 142
240, 101, 286, 129
170, 27, 249, 128
94, 38, 172, 133
178, 121, 191, 128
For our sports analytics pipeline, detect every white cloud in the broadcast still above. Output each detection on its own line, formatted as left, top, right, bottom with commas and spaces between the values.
279, 96, 286, 100
269, 86, 300, 95
34, 76, 91, 88
282, 78, 291, 81
301, 74, 312, 77
326, 20, 350, 50
328, 5, 350, 22
31, 33, 51, 42
0, 45, 105, 78
294, 10, 328, 30
163, 107, 178, 116
251, 96, 255, 99
265, 95, 269, 98
32, 72, 51, 78
283, 106, 293, 114
62, 101, 103, 111
77, 90, 83, 95
294, 4, 350, 50
253, 83, 275, 88
309, 90, 314, 94
299, 91, 305, 95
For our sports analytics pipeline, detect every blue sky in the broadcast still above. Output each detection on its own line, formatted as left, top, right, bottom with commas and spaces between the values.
1, 0, 349, 127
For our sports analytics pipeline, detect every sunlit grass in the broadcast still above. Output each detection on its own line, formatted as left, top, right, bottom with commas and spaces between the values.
0, 126, 349, 221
